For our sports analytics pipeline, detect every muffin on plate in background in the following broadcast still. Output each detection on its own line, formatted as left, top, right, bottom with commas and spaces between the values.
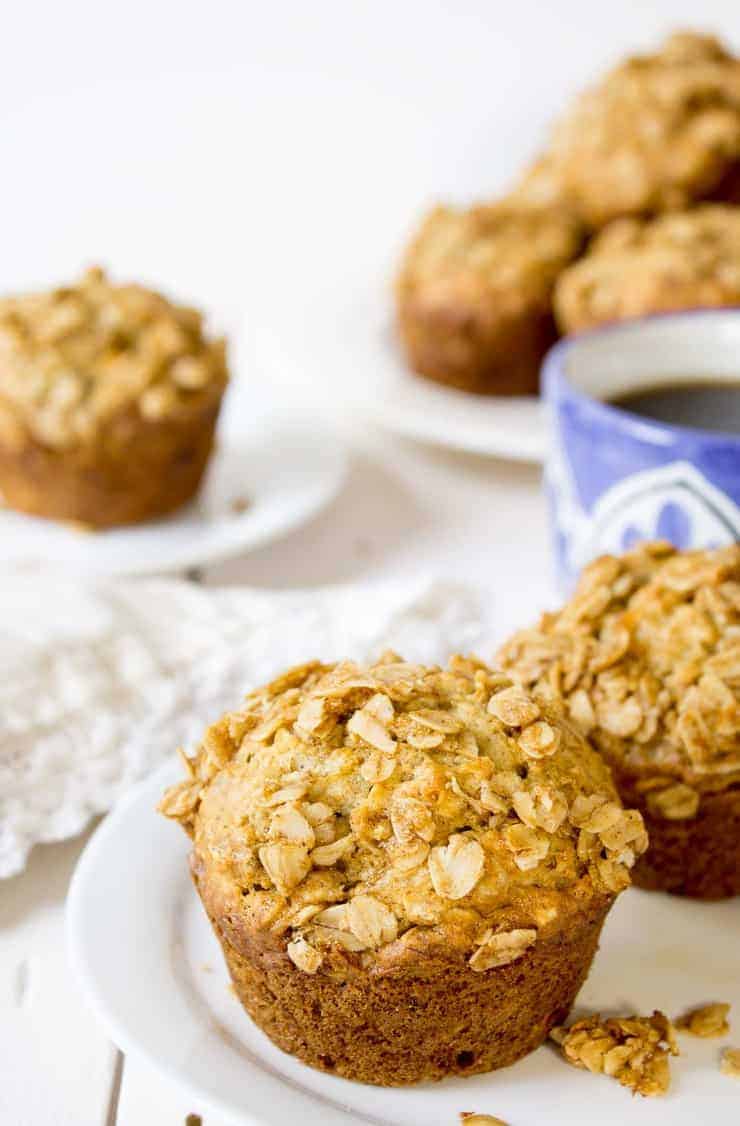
555, 205, 740, 333
395, 202, 582, 396
0, 267, 228, 528
160, 653, 646, 1085
516, 31, 740, 230
499, 542, 740, 900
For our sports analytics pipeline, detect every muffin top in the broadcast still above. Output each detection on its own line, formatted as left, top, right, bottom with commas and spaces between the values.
516, 32, 740, 229
499, 543, 740, 814
397, 202, 582, 320
555, 205, 740, 332
0, 267, 227, 450
161, 654, 645, 974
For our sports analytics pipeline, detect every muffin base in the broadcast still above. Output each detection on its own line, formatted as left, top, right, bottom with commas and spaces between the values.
397, 302, 556, 396
0, 393, 223, 528
198, 870, 612, 1085
615, 770, 740, 900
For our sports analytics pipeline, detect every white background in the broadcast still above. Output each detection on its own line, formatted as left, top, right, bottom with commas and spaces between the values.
2, 3, 739, 1124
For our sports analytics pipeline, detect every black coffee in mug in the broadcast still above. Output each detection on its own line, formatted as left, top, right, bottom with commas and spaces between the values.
611, 381, 740, 434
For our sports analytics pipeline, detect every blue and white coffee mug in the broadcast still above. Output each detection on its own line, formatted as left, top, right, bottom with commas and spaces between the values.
542, 309, 740, 591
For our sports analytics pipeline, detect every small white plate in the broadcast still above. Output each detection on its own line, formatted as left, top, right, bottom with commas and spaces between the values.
1, 413, 346, 576
68, 760, 740, 1126
255, 275, 546, 462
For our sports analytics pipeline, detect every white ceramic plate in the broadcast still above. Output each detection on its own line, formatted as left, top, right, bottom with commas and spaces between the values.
255, 275, 546, 462
1, 413, 346, 575
68, 760, 740, 1126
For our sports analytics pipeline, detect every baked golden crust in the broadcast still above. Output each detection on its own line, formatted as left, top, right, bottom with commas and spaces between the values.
0, 267, 227, 526
0, 393, 221, 527
396, 203, 582, 395
203, 862, 611, 1085
499, 542, 740, 898
555, 205, 740, 333
161, 654, 646, 1083
517, 32, 740, 230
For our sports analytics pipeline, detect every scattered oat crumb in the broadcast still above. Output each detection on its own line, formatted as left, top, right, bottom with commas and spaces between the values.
721, 1047, 740, 1078
201, 962, 214, 974
460, 1115, 509, 1126
230, 494, 251, 515
676, 1002, 730, 1038
550, 1010, 678, 1097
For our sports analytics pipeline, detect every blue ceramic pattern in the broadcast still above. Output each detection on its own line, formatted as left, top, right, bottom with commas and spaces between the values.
542, 328, 740, 591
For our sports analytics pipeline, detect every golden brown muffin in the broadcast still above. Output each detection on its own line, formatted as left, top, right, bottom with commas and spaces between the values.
0, 267, 228, 527
396, 202, 583, 395
160, 654, 647, 1085
516, 32, 740, 230
499, 542, 740, 899
555, 205, 740, 333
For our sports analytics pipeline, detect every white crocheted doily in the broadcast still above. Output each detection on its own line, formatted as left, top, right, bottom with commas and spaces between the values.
0, 575, 491, 877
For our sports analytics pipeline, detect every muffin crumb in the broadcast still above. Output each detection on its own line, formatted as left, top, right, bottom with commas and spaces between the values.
551, 1010, 678, 1097
720, 1046, 740, 1077
460, 1115, 509, 1125
676, 1002, 731, 1038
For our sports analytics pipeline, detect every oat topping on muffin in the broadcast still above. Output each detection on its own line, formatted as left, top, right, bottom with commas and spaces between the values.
162, 654, 645, 965
499, 542, 740, 785
396, 202, 582, 395
550, 1011, 679, 1097
516, 31, 740, 229
555, 205, 740, 333
0, 266, 227, 451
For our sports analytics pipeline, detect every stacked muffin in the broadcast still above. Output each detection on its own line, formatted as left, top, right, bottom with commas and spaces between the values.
396, 203, 583, 395
397, 31, 740, 393
161, 654, 647, 1085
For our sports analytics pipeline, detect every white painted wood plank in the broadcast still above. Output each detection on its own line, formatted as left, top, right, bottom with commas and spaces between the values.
0, 830, 117, 1126
117, 1052, 231, 1126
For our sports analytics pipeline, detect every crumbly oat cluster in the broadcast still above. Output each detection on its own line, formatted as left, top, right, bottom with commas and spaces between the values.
555, 204, 740, 332
551, 1011, 679, 1097
676, 1002, 731, 1037
499, 542, 740, 804
160, 654, 645, 973
517, 32, 740, 229
398, 203, 582, 325
721, 1046, 740, 1077
460, 1116, 508, 1126
0, 267, 227, 450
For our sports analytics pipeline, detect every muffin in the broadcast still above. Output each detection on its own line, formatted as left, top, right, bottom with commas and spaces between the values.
0, 267, 228, 527
160, 653, 647, 1085
555, 205, 740, 333
499, 542, 740, 899
396, 202, 583, 395
516, 32, 740, 230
